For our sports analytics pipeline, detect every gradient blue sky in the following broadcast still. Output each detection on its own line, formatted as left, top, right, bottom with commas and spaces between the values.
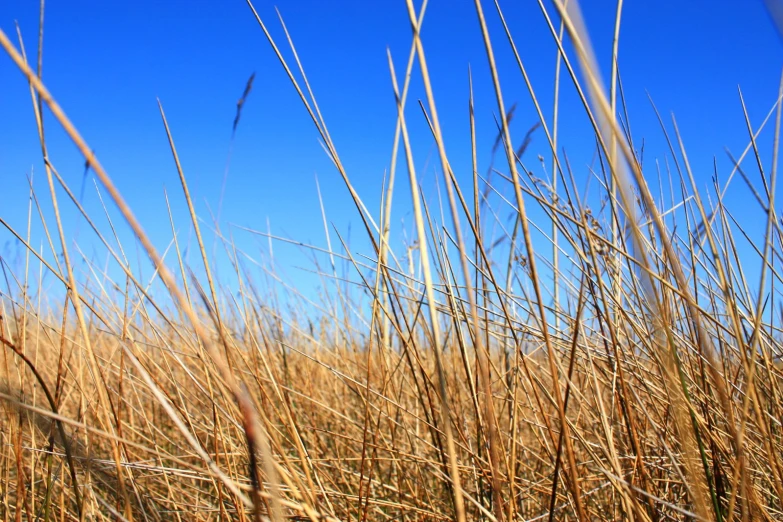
1, 0, 782, 306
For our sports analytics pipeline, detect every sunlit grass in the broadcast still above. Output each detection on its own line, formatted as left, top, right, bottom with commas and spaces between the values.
1, 1, 782, 521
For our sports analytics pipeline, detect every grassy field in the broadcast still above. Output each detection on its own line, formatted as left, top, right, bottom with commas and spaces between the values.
1, 1, 783, 521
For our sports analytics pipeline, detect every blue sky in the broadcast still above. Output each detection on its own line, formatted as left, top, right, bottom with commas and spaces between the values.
1, 0, 782, 311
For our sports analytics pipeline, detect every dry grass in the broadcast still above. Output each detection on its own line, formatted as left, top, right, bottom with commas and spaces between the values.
1, 1, 783, 521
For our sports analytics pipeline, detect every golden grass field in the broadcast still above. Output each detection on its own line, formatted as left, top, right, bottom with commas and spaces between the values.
1, 1, 783, 521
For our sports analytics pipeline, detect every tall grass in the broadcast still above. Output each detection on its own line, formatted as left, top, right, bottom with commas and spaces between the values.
1, 1, 782, 520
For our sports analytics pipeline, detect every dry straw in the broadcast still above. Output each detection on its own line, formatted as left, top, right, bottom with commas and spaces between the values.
1, 1, 782, 521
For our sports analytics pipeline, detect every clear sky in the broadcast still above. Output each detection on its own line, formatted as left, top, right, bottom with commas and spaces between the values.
1, 0, 782, 308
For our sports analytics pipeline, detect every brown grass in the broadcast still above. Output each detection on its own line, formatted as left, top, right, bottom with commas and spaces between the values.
1, 1, 783, 520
